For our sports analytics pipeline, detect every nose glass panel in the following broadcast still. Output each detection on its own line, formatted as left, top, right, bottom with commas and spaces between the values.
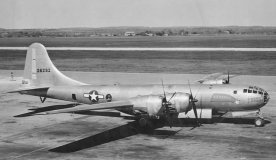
264, 91, 270, 104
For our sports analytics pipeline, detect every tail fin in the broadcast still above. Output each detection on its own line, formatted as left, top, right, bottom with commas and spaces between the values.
22, 43, 86, 87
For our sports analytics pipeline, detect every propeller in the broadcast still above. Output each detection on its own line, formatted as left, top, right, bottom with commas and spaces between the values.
187, 80, 200, 127
161, 80, 177, 128
227, 71, 230, 84
223, 71, 234, 84
225, 71, 230, 84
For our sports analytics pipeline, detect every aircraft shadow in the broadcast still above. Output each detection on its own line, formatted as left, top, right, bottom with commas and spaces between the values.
212, 117, 271, 125
50, 115, 271, 153
14, 103, 80, 117
75, 110, 135, 119
49, 120, 167, 153
49, 112, 270, 153
15, 105, 137, 119
174, 117, 271, 126
14, 108, 271, 152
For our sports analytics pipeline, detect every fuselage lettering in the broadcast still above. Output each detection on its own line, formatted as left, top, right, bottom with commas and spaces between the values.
37, 68, 51, 73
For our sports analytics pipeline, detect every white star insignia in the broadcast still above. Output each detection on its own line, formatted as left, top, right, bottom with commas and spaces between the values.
89, 91, 98, 101
84, 90, 104, 102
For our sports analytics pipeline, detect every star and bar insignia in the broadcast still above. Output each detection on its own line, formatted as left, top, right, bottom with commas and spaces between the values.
83, 90, 104, 102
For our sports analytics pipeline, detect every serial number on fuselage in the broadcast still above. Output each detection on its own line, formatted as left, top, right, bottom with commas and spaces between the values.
37, 68, 51, 73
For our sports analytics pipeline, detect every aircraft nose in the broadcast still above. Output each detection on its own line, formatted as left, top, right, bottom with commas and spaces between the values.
264, 91, 270, 104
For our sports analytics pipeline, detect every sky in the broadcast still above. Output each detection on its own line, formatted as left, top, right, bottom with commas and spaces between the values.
0, 0, 276, 29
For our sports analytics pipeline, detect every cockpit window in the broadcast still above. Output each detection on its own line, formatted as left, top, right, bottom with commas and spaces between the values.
258, 91, 263, 95
249, 86, 253, 89
243, 89, 247, 93
233, 90, 237, 94
253, 90, 257, 94
248, 90, 252, 93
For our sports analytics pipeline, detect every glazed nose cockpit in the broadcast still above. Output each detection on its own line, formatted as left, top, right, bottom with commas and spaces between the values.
264, 90, 270, 104
243, 86, 270, 104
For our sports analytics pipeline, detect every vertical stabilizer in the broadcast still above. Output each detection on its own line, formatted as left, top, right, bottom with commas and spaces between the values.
23, 43, 86, 87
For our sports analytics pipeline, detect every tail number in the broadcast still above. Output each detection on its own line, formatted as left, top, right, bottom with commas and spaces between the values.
37, 68, 51, 73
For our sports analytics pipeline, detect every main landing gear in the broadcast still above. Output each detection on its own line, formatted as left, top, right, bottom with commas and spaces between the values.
255, 109, 265, 127
136, 115, 166, 131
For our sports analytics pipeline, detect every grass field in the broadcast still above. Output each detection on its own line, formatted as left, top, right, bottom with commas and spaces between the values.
0, 36, 276, 75
1, 35, 276, 47
0, 50, 275, 75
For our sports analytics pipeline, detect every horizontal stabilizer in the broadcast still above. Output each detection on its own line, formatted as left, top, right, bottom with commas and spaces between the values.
14, 103, 80, 117
7, 87, 49, 96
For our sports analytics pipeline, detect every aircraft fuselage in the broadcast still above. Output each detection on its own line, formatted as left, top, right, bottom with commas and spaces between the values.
40, 84, 269, 113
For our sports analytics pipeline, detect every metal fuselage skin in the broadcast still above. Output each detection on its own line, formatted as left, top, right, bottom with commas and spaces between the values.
44, 84, 268, 113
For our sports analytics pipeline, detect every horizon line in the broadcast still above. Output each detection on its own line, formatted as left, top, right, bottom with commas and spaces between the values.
1, 25, 276, 30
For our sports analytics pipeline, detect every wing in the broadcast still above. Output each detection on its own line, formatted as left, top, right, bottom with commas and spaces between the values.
43, 100, 133, 114
197, 73, 223, 83
219, 74, 237, 80
197, 73, 237, 84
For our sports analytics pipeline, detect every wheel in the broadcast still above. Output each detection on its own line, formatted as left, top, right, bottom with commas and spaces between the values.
138, 118, 147, 127
255, 118, 265, 127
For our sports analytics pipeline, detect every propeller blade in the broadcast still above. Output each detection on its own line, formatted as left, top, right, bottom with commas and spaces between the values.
192, 102, 199, 122
161, 79, 167, 101
193, 83, 202, 100
185, 81, 193, 114
188, 80, 193, 98
168, 92, 176, 102
188, 80, 200, 126
227, 71, 230, 84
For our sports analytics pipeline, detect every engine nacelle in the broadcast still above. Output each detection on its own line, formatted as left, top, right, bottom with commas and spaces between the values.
129, 93, 190, 116
169, 93, 190, 113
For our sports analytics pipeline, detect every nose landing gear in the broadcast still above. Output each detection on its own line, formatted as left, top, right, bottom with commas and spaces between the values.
255, 118, 265, 127
255, 109, 265, 127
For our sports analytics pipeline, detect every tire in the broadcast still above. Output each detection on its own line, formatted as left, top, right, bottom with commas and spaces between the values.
255, 118, 265, 127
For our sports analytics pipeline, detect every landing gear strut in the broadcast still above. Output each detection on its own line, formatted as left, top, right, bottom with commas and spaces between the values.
255, 109, 265, 127
137, 115, 165, 131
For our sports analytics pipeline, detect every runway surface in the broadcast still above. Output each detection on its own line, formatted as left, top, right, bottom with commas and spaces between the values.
1, 47, 276, 51
0, 71, 275, 160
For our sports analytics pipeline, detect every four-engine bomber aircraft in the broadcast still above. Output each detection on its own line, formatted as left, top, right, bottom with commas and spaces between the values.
11, 43, 270, 128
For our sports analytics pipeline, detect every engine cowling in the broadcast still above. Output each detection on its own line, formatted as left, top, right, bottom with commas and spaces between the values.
129, 92, 190, 116
169, 93, 190, 113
